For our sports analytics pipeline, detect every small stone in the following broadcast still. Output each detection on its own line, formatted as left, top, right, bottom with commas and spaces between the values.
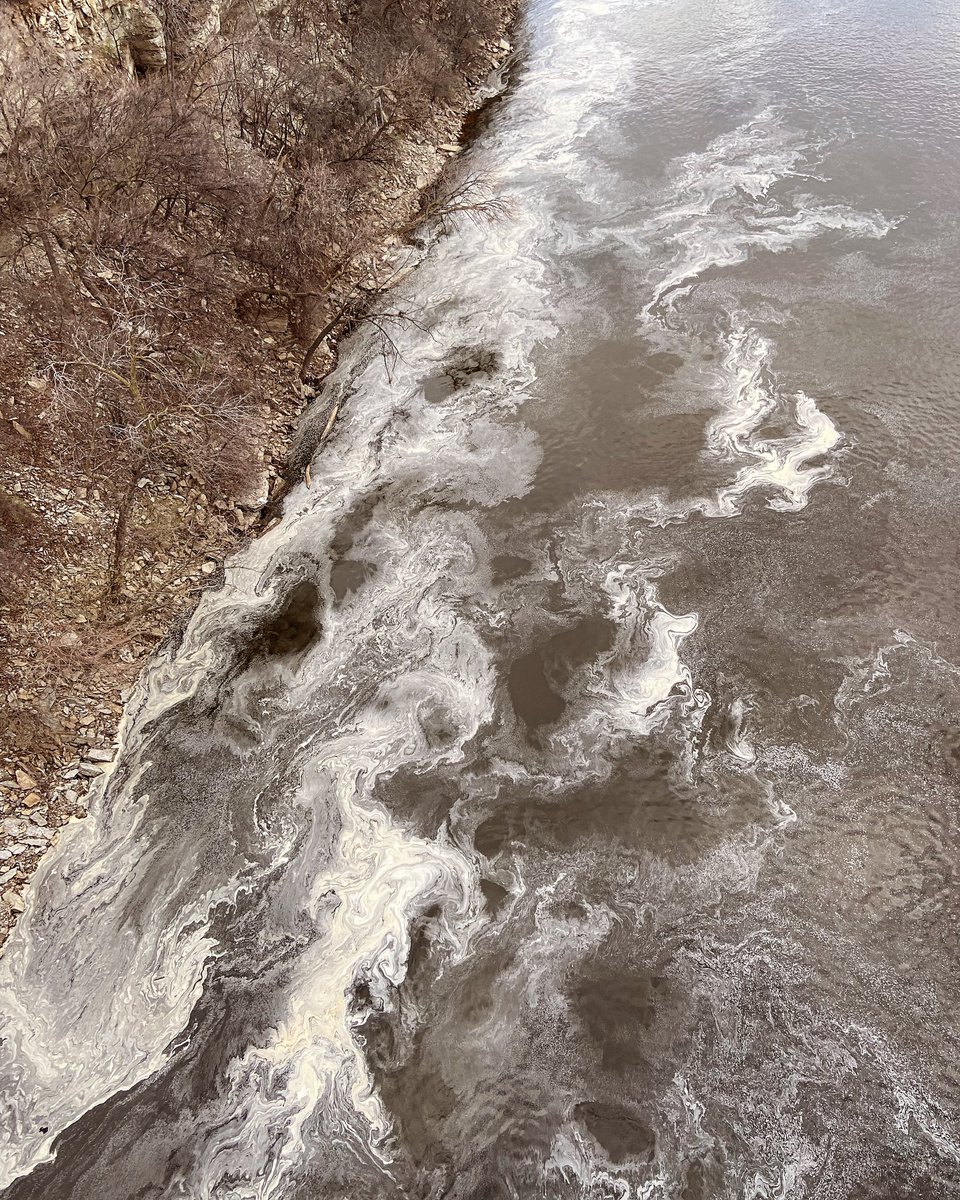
26, 377, 47, 392
235, 468, 272, 512
77, 763, 104, 778
11, 420, 31, 439
84, 748, 114, 763
2, 891, 25, 913
22, 793, 42, 808
14, 770, 37, 790
71, 512, 90, 525
201, 560, 216, 575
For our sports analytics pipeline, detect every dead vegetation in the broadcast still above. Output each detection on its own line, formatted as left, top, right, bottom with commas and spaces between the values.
0, 0, 517, 936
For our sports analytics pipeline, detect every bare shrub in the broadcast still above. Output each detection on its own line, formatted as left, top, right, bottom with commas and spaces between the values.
413, 169, 511, 234
42, 270, 262, 603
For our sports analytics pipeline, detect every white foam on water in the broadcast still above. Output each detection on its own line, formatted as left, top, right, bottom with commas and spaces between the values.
636, 322, 843, 524
722, 696, 756, 763
0, 762, 252, 1187
526, 523, 710, 777
591, 571, 701, 737
177, 651, 495, 1198
631, 108, 896, 325
846, 1023, 960, 1165
589, 108, 898, 539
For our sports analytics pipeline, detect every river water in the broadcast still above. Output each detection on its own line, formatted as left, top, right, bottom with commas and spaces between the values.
3, 0, 960, 1196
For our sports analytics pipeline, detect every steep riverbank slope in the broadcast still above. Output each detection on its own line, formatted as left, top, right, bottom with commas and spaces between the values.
0, 0, 518, 941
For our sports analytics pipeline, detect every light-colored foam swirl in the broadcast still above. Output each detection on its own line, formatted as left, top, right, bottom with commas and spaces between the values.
631, 108, 896, 325
638, 322, 842, 523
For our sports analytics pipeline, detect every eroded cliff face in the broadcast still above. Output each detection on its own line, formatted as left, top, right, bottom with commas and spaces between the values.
2, 0, 171, 71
